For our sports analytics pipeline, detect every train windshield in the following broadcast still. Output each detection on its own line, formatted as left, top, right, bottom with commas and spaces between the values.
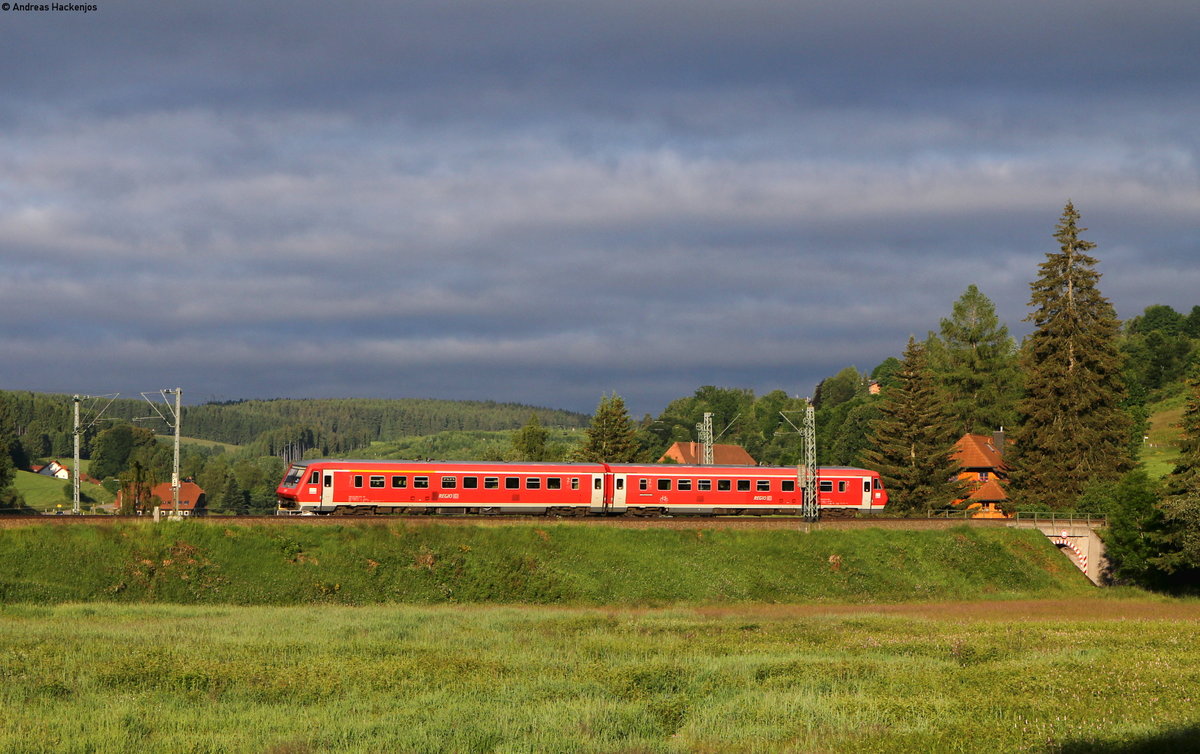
281, 464, 307, 488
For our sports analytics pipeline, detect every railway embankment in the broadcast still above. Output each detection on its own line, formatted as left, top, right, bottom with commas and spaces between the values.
0, 521, 1094, 605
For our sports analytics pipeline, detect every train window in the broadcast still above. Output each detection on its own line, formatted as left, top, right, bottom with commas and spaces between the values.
781, 480, 795, 492
484, 477, 499, 489
698, 479, 711, 491
756, 480, 770, 492
370, 476, 385, 488
526, 478, 541, 490
616, 478, 625, 490
737, 480, 751, 492
873, 478, 881, 490
657, 479, 672, 491
594, 478, 602, 490
324, 474, 332, 488
414, 477, 430, 489
678, 479, 692, 491
354, 475, 363, 488
442, 477, 457, 489
863, 480, 871, 493
463, 477, 479, 489
392, 476, 407, 488
639, 479, 649, 491
547, 478, 561, 490
505, 478, 520, 490
282, 466, 307, 487
718, 480, 731, 491
308, 470, 320, 485
571, 478, 580, 490
838, 481, 847, 493
819, 481, 833, 492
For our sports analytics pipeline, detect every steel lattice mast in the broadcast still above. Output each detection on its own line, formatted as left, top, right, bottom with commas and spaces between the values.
801, 399, 818, 521
696, 412, 714, 465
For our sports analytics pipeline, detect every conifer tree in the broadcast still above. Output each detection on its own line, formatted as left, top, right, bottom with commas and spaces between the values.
1153, 369, 1200, 581
510, 413, 549, 461
1011, 202, 1133, 509
861, 337, 963, 514
927, 284, 1021, 435
575, 393, 640, 462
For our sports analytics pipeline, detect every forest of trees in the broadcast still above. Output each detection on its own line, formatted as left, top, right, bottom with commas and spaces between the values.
0, 394, 588, 516
1, 202, 1197, 589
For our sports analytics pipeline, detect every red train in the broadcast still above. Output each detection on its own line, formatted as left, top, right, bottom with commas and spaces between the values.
275, 460, 888, 516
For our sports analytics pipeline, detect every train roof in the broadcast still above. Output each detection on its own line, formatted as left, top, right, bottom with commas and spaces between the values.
289, 459, 876, 473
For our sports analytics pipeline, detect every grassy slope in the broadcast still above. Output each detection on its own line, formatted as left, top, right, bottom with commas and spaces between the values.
1142, 394, 1186, 478
10, 468, 114, 512
0, 523, 1091, 605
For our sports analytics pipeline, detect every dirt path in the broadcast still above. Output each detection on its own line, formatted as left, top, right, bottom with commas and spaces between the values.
689, 598, 1200, 621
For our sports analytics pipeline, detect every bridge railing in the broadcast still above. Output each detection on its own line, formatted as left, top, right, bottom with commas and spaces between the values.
922, 510, 1108, 527
1011, 511, 1107, 528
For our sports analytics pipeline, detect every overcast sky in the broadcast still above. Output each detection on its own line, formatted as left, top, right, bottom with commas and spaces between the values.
1, 0, 1197, 416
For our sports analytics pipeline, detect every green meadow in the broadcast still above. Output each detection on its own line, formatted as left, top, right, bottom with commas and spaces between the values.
2, 602, 1198, 753
1, 522, 1195, 753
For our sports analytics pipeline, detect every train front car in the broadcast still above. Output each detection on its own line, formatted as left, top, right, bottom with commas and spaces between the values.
275, 461, 313, 514
277, 460, 606, 515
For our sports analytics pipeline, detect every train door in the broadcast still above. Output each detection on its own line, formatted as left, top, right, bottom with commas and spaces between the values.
614, 474, 628, 506
861, 477, 871, 509
591, 474, 606, 513
322, 472, 334, 508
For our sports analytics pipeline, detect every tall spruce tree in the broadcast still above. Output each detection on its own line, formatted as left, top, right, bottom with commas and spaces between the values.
861, 337, 963, 514
927, 284, 1021, 435
1011, 202, 1133, 509
575, 393, 640, 462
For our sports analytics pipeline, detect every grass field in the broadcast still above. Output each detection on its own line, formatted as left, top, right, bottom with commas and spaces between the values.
1, 601, 1197, 753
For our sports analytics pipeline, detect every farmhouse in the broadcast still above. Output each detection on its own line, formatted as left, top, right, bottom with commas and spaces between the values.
114, 481, 208, 516
32, 460, 70, 480
658, 442, 757, 466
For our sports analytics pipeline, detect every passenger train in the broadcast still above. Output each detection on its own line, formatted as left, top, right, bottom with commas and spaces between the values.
275, 460, 888, 516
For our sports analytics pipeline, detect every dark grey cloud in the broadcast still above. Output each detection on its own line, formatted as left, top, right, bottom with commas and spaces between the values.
1, 0, 1198, 415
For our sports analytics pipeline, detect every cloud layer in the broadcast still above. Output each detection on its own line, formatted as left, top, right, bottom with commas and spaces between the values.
1, 0, 1197, 414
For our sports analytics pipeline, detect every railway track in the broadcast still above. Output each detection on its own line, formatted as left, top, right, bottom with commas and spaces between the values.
0, 514, 1014, 530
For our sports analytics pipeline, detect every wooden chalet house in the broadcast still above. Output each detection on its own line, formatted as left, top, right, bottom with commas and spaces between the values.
952, 431, 1010, 518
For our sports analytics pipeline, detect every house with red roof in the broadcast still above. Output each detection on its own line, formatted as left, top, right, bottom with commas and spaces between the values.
952, 431, 1010, 518
658, 442, 757, 466
32, 460, 71, 480
115, 481, 207, 516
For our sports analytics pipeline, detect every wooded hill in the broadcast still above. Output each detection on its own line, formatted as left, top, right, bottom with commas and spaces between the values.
0, 392, 589, 463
